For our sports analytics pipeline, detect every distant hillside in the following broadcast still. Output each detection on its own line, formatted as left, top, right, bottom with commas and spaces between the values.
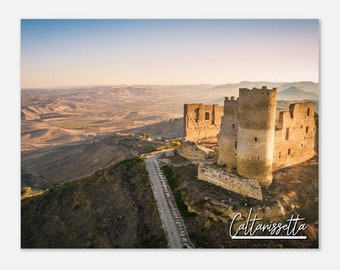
21, 82, 318, 150
125, 118, 184, 139
21, 85, 184, 150
22, 137, 132, 189
208, 81, 319, 102
209, 81, 285, 99
277, 86, 319, 101
21, 135, 163, 189
211, 81, 285, 91
277, 81, 319, 94
21, 158, 167, 248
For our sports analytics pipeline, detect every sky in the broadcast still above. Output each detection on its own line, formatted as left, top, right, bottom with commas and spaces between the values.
21, 19, 319, 88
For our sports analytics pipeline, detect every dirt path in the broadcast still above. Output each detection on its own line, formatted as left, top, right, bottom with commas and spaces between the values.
145, 151, 191, 248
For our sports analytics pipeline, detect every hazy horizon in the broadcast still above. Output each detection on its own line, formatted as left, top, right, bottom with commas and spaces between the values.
20, 80, 319, 90
21, 19, 319, 88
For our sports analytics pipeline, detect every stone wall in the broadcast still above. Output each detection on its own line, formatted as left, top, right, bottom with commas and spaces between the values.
217, 97, 238, 167
184, 87, 317, 189
197, 164, 263, 200
184, 103, 223, 141
273, 102, 316, 170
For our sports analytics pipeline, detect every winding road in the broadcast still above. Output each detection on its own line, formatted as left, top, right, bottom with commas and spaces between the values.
145, 151, 192, 248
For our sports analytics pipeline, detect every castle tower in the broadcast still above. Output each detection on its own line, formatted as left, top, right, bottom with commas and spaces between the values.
236, 87, 277, 186
217, 96, 239, 169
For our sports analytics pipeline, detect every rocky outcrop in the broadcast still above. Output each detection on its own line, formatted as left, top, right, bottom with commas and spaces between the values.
177, 141, 215, 161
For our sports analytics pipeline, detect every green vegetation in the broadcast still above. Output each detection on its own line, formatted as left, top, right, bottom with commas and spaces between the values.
153, 139, 182, 152
162, 165, 197, 219
139, 132, 150, 139
162, 165, 179, 190
170, 140, 182, 147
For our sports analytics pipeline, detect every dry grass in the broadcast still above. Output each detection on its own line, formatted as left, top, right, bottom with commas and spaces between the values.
21, 158, 167, 248
165, 154, 318, 248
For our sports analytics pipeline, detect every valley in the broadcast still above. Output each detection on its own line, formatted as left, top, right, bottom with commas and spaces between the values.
21, 82, 319, 151
21, 81, 319, 248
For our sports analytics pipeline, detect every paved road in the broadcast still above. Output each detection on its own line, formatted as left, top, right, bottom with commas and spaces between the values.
145, 151, 192, 248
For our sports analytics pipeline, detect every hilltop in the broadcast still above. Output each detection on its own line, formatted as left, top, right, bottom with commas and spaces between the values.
208, 81, 318, 105
21, 134, 165, 189
277, 86, 319, 100
21, 158, 167, 248
21, 82, 319, 190
21, 81, 319, 248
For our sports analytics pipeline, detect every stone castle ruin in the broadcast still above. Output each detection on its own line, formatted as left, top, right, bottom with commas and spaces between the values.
182, 86, 316, 199
184, 103, 223, 141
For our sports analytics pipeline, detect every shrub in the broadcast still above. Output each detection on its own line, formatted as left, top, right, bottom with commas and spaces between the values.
170, 140, 182, 147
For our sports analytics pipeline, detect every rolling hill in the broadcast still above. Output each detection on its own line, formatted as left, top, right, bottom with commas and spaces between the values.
20, 81, 319, 248
277, 81, 319, 94
277, 86, 319, 100
21, 158, 167, 248
21, 135, 163, 189
208, 81, 318, 104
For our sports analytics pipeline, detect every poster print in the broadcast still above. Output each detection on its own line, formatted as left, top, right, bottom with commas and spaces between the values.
21, 19, 319, 248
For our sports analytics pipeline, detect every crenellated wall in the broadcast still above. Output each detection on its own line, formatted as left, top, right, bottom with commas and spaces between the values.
184, 86, 317, 188
236, 87, 277, 186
